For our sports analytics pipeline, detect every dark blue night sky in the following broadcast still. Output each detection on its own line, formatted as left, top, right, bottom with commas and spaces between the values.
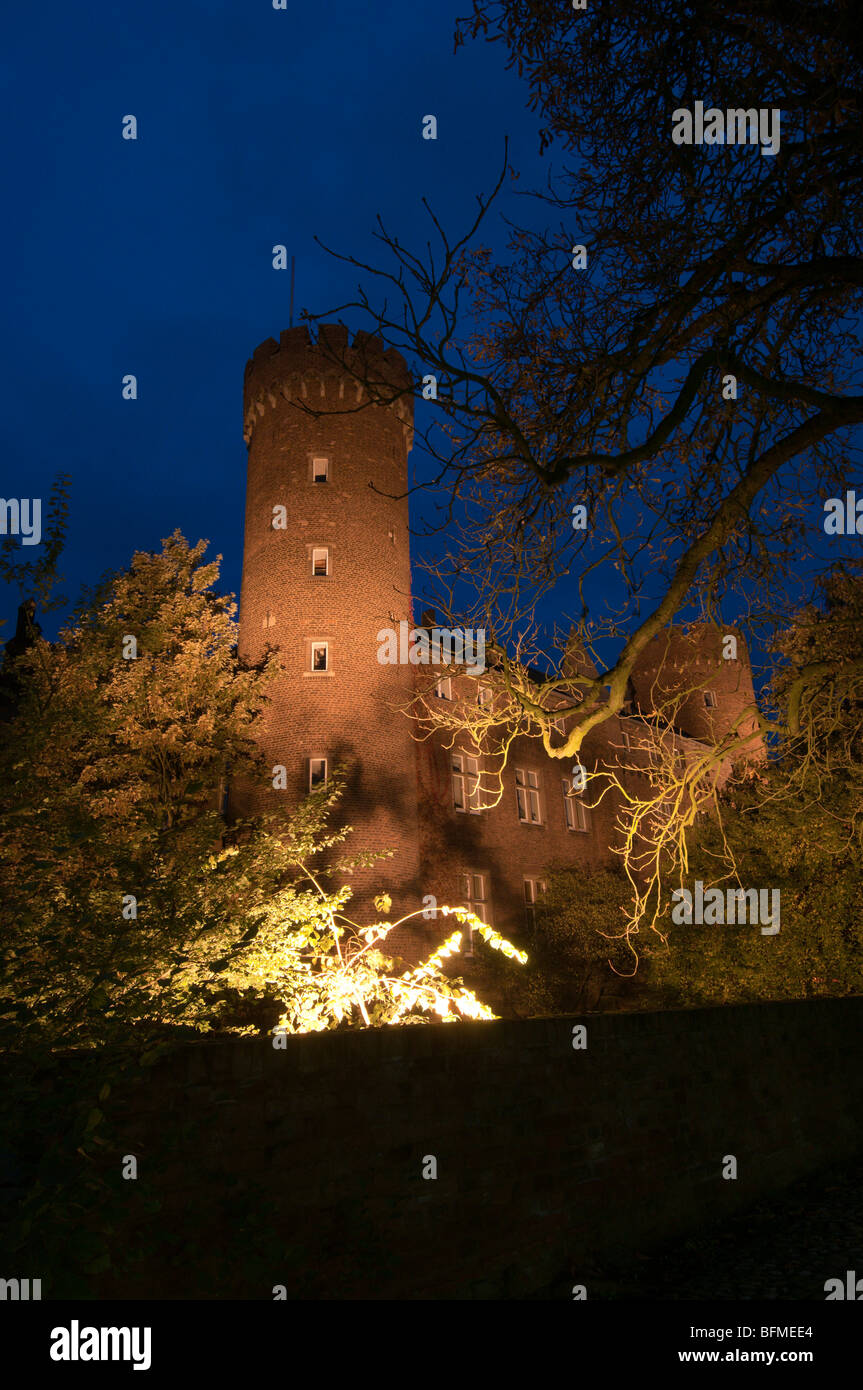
2, 1, 543, 640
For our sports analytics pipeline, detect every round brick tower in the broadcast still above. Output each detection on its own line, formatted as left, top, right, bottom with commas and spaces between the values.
235, 324, 422, 930
630, 623, 765, 761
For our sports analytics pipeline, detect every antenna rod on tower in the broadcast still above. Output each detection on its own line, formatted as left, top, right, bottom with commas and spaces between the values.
289, 256, 295, 328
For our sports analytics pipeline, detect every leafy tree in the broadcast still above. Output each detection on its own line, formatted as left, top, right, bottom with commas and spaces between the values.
647, 570, 863, 1002
0, 472, 71, 633
479, 865, 636, 1017
645, 766, 863, 1005
0, 532, 524, 1048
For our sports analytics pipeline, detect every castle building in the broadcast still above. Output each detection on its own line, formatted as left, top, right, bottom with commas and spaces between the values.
237, 326, 763, 964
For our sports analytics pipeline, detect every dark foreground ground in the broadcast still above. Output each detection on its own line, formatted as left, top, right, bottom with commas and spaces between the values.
527, 1151, 863, 1300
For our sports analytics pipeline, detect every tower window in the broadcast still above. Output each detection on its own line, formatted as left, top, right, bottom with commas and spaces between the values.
460, 871, 490, 954
704, 690, 717, 708
515, 767, 542, 824
263, 609, 276, 629
312, 456, 329, 483
388, 527, 396, 544
477, 686, 493, 709
452, 753, 481, 813
550, 716, 566, 738
308, 758, 328, 790
621, 729, 631, 751
434, 677, 452, 701
311, 641, 329, 672
311, 547, 329, 577
563, 778, 590, 832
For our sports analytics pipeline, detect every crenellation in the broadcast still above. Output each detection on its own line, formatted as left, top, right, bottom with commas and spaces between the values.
242, 325, 414, 446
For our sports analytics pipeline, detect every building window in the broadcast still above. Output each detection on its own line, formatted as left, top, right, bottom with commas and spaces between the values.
388, 527, 395, 544
562, 778, 590, 832
523, 877, 547, 934
263, 609, 276, 629
460, 871, 490, 954
452, 753, 481, 813
477, 686, 493, 709
515, 767, 542, 824
311, 641, 329, 672
312, 456, 329, 483
308, 757, 328, 790
434, 676, 452, 700
311, 547, 329, 577
704, 690, 717, 708
621, 728, 631, 751
550, 716, 566, 738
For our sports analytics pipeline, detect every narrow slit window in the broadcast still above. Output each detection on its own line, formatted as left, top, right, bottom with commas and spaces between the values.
308, 758, 328, 790
311, 547, 329, 577
312, 456, 329, 483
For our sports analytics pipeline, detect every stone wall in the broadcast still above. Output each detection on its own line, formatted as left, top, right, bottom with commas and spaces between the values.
28, 997, 862, 1299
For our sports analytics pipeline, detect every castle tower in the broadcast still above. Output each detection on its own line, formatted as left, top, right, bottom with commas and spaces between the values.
236, 324, 422, 932
630, 623, 765, 761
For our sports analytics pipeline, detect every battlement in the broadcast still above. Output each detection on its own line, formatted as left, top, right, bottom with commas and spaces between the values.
242, 324, 414, 447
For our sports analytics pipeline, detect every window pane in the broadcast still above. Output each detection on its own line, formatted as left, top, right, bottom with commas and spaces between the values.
527, 770, 539, 788
312, 548, 328, 576
473, 874, 485, 899
312, 457, 329, 481
312, 644, 327, 671
516, 787, 527, 820
515, 768, 525, 786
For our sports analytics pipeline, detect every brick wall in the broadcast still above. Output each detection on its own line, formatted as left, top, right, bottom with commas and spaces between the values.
415, 679, 626, 946
234, 327, 422, 939
40, 997, 863, 1299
